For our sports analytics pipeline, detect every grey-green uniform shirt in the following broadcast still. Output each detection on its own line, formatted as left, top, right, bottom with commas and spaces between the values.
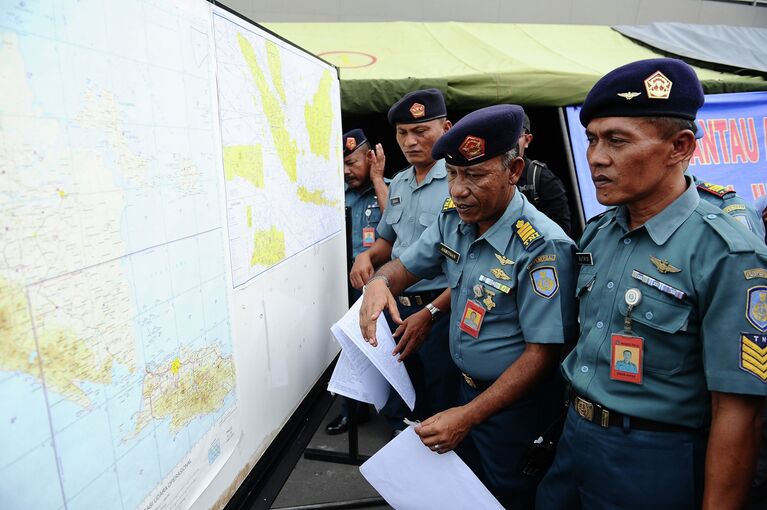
399, 190, 578, 381
563, 180, 767, 429
692, 175, 766, 240
377, 160, 449, 293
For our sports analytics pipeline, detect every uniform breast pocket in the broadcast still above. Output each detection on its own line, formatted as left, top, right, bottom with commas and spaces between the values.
419, 212, 437, 229
618, 292, 694, 375
385, 206, 403, 225
367, 206, 382, 226
576, 268, 598, 317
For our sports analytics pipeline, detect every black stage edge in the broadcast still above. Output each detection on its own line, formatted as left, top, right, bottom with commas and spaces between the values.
225, 360, 337, 510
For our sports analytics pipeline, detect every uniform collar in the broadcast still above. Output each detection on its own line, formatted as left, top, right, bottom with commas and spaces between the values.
404, 159, 446, 189
615, 177, 699, 245
459, 189, 523, 253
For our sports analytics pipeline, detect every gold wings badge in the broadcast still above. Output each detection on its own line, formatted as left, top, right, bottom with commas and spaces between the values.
650, 256, 681, 274
494, 253, 514, 266
617, 92, 641, 100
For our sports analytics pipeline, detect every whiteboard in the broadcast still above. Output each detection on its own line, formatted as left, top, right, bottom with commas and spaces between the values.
0, 1, 345, 509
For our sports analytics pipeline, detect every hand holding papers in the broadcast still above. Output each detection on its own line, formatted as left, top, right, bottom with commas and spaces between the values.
358, 276, 402, 345
329, 297, 415, 411
360, 427, 504, 510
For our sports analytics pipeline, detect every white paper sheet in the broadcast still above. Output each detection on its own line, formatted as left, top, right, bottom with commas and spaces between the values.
327, 345, 390, 411
360, 427, 504, 510
329, 297, 415, 411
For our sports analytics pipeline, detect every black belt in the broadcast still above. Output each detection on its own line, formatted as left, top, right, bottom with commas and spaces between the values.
397, 288, 446, 307
462, 372, 494, 391
570, 391, 698, 433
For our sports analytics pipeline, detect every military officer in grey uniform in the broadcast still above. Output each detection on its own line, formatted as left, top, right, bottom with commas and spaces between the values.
349, 89, 458, 430
536, 58, 767, 510
326, 128, 388, 435
359, 104, 578, 508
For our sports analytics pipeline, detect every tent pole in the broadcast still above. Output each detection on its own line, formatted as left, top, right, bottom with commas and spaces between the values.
558, 107, 586, 233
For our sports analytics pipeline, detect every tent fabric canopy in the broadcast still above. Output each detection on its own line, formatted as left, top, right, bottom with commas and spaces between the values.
613, 23, 767, 75
265, 22, 767, 114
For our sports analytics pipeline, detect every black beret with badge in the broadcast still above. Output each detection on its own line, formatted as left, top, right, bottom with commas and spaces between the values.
431, 104, 525, 166
342, 128, 368, 157
387, 88, 447, 126
579, 58, 705, 127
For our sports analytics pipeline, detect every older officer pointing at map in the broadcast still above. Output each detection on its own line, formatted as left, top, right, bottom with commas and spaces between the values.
359, 104, 578, 508
536, 58, 767, 510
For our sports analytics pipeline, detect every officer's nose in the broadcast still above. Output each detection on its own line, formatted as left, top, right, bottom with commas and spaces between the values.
449, 175, 471, 199
587, 141, 610, 169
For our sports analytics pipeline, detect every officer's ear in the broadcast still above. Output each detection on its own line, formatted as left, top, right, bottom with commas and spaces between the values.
507, 155, 525, 186
669, 129, 697, 166
442, 119, 452, 134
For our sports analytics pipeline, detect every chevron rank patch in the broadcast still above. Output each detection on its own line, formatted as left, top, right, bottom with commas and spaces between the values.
442, 197, 456, 212
740, 333, 767, 382
514, 216, 544, 250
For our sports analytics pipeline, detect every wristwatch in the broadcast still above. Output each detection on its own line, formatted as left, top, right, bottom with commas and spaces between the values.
425, 302, 442, 322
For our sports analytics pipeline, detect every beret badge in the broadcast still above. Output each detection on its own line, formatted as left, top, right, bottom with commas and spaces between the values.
345, 137, 357, 151
458, 135, 486, 161
409, 102, 426, 118
644, 70, 673, 100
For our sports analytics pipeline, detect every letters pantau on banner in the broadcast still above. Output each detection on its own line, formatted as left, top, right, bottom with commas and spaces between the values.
567, 91, 767, 220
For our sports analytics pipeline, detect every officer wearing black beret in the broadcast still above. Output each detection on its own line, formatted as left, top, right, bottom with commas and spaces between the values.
359, 104, 577, 508
537, 58, 767, 510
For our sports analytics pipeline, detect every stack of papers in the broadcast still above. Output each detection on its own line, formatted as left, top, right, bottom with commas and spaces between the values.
360, 427, 504, 510
328, 297, 415, 412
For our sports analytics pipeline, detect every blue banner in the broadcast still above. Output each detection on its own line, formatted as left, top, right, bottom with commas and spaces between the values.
566, 91, 767, 220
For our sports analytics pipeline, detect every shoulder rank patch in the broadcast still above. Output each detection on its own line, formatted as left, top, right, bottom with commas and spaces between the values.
723, 203, 747, 214
697, 182, 732, 198
442, 197, 456, 212
514, 216, 544, 251
740, 333, 767, 382
747, 286, 767, 332
650, 256, 681, 274
745, 269, 767, 280
528, 254, 556, 270
530, 266, 559, 299
494, 253, 514, 266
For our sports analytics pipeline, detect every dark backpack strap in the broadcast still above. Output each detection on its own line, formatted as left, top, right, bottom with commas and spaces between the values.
529, 160, 543, 205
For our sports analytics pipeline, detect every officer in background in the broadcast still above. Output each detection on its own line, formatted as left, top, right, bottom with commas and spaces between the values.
349, 89, 458, 433
692, 174, 766, 240
537, 58, 767, 510
359, 104, 578, 508
517, 113, 572, 236
326, 128, 388, 435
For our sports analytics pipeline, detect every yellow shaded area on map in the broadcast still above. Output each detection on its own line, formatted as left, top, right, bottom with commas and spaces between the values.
237, 33, 298, 182
266, 41, 287, 103
223, 144, 264, 189
246, 205, 253, 228
251, 226, 286, 267
297, 186, 338, 206
133, 346, 235, 434
304, 70, 334, 160
0, 277, 112, 408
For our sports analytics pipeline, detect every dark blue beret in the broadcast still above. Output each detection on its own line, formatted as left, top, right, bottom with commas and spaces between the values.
342, 128, 368, 157
580, 58, 704, 127
387, 88, 447, 126
432, 104, 524, 166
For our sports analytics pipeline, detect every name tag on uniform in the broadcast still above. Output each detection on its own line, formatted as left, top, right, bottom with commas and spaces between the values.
362, 227, 375, 247
576, 252, 593, 266
610, 334, 643, 384
459, 300, 485, 338
391, 196, 401, 205
438, 243, 461, 263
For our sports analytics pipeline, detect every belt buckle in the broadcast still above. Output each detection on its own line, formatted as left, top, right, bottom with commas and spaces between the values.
398, 296, 412, 307
462, 373, 477, 389
575, 397, 594, 421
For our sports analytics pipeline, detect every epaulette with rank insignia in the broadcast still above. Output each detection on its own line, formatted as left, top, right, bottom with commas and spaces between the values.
697, 181, 734, 198
514, 216, 544, 250
442, 197, 456, 212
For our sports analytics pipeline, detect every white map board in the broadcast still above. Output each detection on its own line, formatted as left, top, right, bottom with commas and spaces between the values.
0, 2, 345, 509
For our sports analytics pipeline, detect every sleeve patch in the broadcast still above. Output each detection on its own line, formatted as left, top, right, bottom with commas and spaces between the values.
747, 286, 767, 332
514, 216, 544, 251
530, 266, 559, 299
741, 333, 767, 382
723, 203, 747, 214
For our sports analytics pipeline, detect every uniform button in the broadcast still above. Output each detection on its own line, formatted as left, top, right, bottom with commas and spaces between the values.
645, 311, 653, 320
623, 238, 631, 245
409, 218, 415, 223
581, 365, 589, 373
707, 214, 717, 219
596, 321, 604, 329
469, 253, 476, 259
607, 282, 614, 289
